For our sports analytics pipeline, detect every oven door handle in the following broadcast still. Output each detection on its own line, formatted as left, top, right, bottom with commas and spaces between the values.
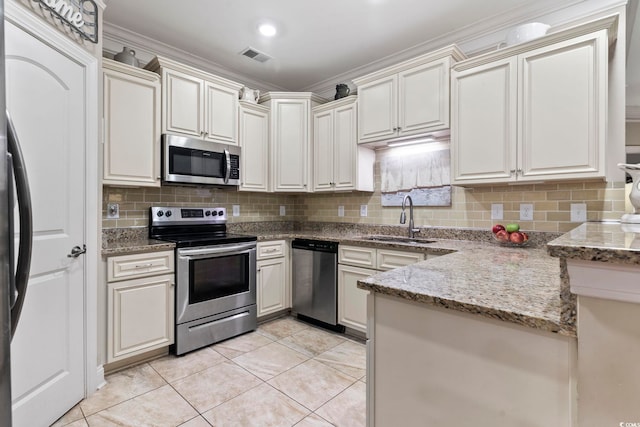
178, 242, 256, 258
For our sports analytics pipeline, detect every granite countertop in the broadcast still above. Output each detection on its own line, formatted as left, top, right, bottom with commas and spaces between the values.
547, 222, 640, 265
102, 225, 571, 336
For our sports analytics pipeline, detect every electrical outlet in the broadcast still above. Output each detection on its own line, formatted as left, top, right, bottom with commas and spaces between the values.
571, 203, 587, 222
520, 204, 533, 221
232, 205, 240, 217
338, 206, 345, 217
491, 204, 503, 220
279, 205, 286, 216
360, 205, 368, 217
107, 203, 119, 219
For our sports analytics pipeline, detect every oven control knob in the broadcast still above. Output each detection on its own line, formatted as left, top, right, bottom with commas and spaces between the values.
165, 210, 172, 217
157, 211, 164, 217
213, 210, 219, 216
205, 211, 211, 216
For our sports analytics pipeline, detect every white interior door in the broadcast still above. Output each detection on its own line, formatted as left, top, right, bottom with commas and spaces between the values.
6, 20, 86, 427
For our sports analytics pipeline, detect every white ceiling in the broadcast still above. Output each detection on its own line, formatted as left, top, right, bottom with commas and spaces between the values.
103, 0, 587, 91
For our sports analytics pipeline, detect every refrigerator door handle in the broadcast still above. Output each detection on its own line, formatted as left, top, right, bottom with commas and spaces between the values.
6, 111, 33, 338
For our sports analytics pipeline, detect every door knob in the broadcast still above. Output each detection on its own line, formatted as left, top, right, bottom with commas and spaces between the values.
67, 245, 87, 258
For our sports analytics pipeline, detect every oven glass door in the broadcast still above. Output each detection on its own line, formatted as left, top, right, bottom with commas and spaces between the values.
189, 253, 249, 303
176, 242, 257, 324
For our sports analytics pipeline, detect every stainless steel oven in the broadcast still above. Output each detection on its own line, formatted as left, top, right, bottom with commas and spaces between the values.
149, 206, 257, 355
175, 242, 256, 354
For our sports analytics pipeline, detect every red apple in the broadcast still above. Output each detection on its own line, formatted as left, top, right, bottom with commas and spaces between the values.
521, 232, 529, 242
495, 229, 510, 242
509, 231, 525, 244
492, 224, 505, 234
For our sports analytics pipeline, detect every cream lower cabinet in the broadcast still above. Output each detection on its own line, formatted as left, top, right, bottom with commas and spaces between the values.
257, 240, 289, 318
106, 250, 175, 363
338, 245, 426, 333
239, 102, 270, 192
451, 17, 615, 185
313, 96, 375, 192
102, 58, 161, 187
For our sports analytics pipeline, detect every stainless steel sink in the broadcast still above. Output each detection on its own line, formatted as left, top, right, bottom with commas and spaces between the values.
362, 236, 435, 245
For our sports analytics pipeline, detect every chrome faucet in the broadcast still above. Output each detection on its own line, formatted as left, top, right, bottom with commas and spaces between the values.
400, 195, 420, 238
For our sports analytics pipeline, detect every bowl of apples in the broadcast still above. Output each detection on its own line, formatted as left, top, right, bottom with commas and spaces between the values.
492, 223, 530, 247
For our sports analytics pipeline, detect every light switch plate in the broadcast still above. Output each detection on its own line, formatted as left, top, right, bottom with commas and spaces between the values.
520, 204, 533, 221
360, 205, 368, 217
279, 205, 286, 216
107, 203, 119, 219
232, 205, 240, 217
491, 204, 503, 220
338, 206, 345, 217
571, 203, 587, 222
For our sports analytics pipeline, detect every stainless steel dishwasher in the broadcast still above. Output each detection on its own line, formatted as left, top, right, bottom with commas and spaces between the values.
292, 239, 343, 331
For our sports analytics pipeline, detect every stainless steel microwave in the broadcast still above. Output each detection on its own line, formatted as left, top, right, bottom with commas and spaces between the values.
162, 134, 240, 186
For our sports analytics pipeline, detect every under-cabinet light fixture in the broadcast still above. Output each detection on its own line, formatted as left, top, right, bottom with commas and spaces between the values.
387, 137, 435, 147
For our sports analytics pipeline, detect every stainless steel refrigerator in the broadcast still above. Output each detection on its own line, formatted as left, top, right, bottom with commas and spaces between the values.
1, 0, 33, 423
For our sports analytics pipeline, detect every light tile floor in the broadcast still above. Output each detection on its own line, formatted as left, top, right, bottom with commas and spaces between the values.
51, 316, 366, 427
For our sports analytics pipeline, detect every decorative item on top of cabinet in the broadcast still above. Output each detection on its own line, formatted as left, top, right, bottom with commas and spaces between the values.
451, 15, 617, 186
239, 101, 270, 192
106, 250, 175, 363
145, 56, 242, 145
313, 96, 375, 192
102, 58, 161, 187
256, 240, 290, 318
259, 92, 326, 192
352, 45, 465, 146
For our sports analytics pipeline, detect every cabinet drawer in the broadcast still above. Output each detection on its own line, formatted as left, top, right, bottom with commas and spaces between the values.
107, 250, 174, 282
339, 246, 376, 269
257, 240, 286, 260
377, 250, 425, 271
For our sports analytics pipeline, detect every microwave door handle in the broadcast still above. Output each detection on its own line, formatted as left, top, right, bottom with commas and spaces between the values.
224, 149, 231, 184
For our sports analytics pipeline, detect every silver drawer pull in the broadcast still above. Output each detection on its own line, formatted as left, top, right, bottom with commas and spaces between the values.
134, 263, 154, 268
264, 248, 278, 253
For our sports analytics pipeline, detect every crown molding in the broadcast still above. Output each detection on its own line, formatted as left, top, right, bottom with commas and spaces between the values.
102, 22, 285, 93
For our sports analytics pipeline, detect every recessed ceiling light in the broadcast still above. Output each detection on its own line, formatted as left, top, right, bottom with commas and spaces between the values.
258, 23, 277, 37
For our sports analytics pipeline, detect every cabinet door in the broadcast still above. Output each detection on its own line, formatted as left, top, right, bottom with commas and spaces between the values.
107, 274, 175, 362
358, 75, 397, 143
451, 57, 518, 185
518, 31, 607, 181
338, 264, 373, 333
398, 58, 450, 137
163, 69, 204, 137
333, 102, 358, 190
257, 257, 287, 317
272, 99, 310, 191
239, 104, 269, 192
313, 109, 334, 191
339, 246, 377, 269
204, 81, 238, 145
103, 67, 161, 187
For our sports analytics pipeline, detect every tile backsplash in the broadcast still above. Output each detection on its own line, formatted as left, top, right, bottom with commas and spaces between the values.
103, 156, 627, 233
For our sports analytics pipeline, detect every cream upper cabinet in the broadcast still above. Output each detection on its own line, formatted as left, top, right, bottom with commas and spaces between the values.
313, 96, 375, 192
260, 92, 324, 192
145, 56, 242, 145
353, 45, 465, 145
102, 58, 161, 187
239, 102, 270, 192
451, 18, 615, 185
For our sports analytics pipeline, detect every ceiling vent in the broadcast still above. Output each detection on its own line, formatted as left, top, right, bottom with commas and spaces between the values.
240, 46, 272, 63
